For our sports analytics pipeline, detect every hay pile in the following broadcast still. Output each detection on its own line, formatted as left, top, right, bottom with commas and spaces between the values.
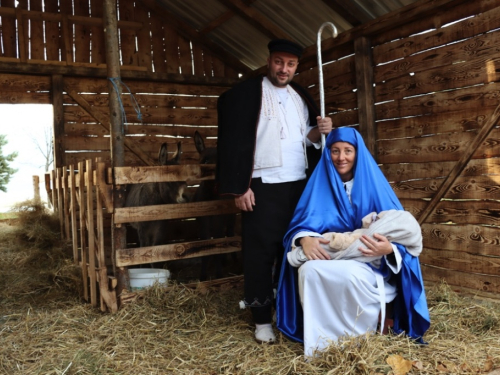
0, 203, 499, 374
0, 201, 82, 309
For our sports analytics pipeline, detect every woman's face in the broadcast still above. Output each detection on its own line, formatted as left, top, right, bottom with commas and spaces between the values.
330, 142, 356, 182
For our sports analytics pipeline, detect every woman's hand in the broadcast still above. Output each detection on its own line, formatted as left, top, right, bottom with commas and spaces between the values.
300, 236, 331, 260
359, 233, 393, 257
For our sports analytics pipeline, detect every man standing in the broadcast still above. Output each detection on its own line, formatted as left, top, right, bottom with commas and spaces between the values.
216, 39, 332, 343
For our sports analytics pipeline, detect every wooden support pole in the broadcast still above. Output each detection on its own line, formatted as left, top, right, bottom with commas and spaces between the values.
51, 75, 65, 169
354, 36, 376, 157
103, 0, 127, 306
104, 0, 124, 167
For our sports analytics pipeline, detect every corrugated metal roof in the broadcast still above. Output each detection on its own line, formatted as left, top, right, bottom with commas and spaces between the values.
157, 0, 419, 70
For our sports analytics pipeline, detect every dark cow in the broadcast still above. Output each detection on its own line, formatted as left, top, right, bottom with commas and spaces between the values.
125, 142, 187, 248
193, 131, 236, 280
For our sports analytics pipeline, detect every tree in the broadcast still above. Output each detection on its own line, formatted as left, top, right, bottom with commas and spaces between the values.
32, 126, 54, 172
0, 134, 18, 192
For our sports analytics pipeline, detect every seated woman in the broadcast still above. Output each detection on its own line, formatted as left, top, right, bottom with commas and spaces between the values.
276, 127, 430, 357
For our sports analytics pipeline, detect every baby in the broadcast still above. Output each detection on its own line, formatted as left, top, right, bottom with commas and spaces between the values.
287, 209, 422, 267
323, 211, 380, 251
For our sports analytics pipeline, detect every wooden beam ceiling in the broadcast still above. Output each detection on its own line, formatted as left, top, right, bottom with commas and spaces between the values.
199, 10, 235, 35
321, 0, 373, 26
137, 0, 252, 75
218, 0, 294, 41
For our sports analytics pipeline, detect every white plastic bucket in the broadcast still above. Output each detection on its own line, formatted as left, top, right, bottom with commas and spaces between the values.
128, 268, 170, 291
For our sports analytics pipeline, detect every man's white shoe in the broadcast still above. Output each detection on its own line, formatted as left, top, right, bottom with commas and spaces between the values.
255, 324, 276, 344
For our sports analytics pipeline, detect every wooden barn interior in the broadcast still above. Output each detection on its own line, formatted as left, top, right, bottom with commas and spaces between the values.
0, 0, 499, 312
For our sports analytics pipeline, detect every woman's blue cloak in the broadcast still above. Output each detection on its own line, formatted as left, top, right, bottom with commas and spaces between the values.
276, 127, 430, 343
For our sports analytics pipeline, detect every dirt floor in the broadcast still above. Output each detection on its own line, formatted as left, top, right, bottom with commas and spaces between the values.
1, 209, 500, 375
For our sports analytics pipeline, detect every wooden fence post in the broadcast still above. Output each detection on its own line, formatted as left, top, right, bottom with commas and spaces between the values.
32, 175, 40, 204
104, 0, 128, 307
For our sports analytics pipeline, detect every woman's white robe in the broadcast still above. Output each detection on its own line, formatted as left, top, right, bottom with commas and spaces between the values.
298, 254, 401, 357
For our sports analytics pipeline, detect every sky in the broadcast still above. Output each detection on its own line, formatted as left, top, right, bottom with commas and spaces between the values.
0, 104, 53, 212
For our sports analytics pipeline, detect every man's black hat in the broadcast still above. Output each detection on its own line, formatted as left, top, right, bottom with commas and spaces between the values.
268, 39, 303, 59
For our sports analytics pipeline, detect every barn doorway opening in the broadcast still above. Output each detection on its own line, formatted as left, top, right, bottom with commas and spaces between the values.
0, 104, 54, 212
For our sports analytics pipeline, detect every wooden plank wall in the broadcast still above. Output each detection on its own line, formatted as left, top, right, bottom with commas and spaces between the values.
296, 0, 500, 297
62, 76, 230, 167
0, 0, 237, 78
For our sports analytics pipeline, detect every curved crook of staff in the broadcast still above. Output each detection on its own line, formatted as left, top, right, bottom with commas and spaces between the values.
317, 22, 338, 151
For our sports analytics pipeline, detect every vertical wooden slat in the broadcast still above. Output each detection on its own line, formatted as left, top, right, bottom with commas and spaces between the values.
50, 170, 57, 212
203, 51, 213, 77
15, 6, 27, 62
78, 161, 89, 301
44, 1, 60, 61
52, 75, 65, 168
1, 0, 18, 58
86, 159, 97, 306
164, 24, 179, 74
178, 35, 192, 75
95, 162, 107, 269
95, 160, 106, 311
134, 3, 152, 70
32, 175, 40, 204
30, 0, 44, 60
61, 15, 73, 63
118, 0, 137, 66
69, 165, 79, 265
62, 168, 71, 240
354, 36, 376, 156
60, 0, 74, 64
56, 168, 64, 237
91, 1, 105, 64
74, 0, 91, 63
44, 173, 53, 208
150, 14, 166, 72
192, 43, 204, 77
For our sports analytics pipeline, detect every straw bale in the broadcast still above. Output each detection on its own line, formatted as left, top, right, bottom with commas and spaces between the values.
0, 208, 499, 374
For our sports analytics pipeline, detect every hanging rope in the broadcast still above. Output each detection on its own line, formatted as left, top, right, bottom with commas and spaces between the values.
108, 77, 143, 133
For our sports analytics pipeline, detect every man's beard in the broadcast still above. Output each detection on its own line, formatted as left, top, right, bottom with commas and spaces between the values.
268, 72, 291, 87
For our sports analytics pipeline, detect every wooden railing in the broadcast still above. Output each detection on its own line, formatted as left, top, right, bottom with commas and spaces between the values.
46, 160, 241, 312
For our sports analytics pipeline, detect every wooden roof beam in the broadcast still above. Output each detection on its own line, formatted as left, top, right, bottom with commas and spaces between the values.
218, 0, 294, 41
199, 10, 235, 35
321, 0, 373, 26
299, 0, 471, 67
137, 0, 251, 74
0, 60, 239, 86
